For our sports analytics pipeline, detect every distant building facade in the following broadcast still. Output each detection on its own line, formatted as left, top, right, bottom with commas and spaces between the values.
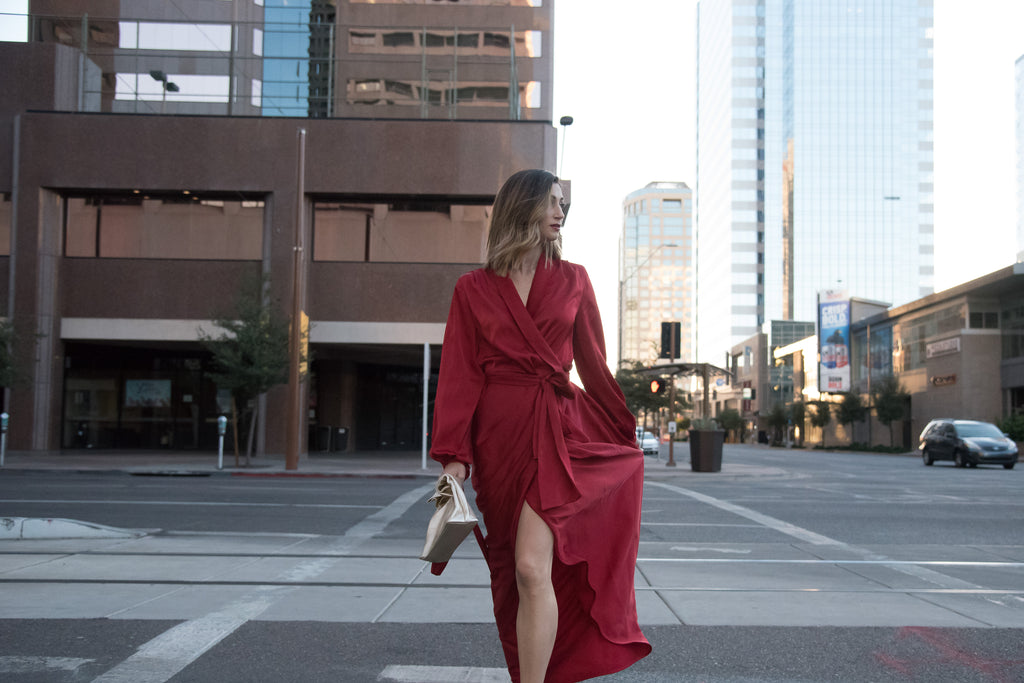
695, 0, 935, 363
619, 182, 694, 367
0, 0, 556, 455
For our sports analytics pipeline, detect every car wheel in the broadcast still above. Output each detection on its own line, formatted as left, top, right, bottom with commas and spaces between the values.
1004, 462, 1016, 470
954, 450, 966, 468
921, 449, 934, 466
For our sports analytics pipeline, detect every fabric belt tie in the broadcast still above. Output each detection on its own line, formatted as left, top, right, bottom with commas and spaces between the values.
486, 370, 580, 510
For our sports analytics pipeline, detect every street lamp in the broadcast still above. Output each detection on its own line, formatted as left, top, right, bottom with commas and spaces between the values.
618, 242, 679, 367
558, 115, 573, 178
150, 70, 179, 114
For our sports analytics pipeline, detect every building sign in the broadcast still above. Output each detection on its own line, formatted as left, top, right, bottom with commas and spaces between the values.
818, 289, 850, 393
930, 374, 957, 387
926, 337, 961, 359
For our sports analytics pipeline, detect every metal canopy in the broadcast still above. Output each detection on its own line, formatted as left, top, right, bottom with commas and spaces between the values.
638, 362, 732, 379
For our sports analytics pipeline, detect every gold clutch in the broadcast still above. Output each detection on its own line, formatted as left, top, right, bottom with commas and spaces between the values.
419, 473, 479, 563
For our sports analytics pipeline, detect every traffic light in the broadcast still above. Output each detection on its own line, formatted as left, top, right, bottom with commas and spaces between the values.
659, 321, 681, 360
650, 379, 665, 394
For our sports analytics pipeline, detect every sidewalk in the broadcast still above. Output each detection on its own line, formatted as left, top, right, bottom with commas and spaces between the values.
0, 443, 795, 480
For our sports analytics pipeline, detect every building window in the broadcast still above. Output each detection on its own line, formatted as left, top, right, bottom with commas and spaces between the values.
969, 311, 998, 329
313, 200, 489, 264
64, 193, 263, 260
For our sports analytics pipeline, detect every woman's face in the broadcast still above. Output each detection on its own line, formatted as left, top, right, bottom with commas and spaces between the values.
538, 183, 565, 243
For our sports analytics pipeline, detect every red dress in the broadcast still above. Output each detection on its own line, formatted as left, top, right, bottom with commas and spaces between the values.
430, 257, 651, 682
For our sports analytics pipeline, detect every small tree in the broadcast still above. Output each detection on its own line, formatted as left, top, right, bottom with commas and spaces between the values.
0, 319, 20, 390
199, 275, 303, 466
765, 403, 788, 446
837, 392, 868, 443
871, 375, 909, 448
615, 361, 690, 433
789, 401, 806, 447
718, 408, 744, 442
808, 400, 832, 447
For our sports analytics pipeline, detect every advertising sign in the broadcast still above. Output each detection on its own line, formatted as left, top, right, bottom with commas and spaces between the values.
818, 289, 850, 393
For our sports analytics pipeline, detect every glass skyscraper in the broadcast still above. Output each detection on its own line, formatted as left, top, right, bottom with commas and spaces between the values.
1016, 54, 1024, 262
696, 0, 934, 362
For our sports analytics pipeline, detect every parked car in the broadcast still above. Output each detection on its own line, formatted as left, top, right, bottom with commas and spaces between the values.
918, 419, 1018, 469
636, 430, 660, 456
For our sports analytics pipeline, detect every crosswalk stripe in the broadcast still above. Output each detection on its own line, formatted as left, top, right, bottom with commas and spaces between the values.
378, 665, 511, 682
0, 656, 92, 673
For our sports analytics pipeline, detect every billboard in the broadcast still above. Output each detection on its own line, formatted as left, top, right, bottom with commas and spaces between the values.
818, 289, 850, 393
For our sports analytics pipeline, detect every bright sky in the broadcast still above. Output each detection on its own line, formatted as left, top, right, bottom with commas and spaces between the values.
1, 0, 1022, 361
551, 0, 1024, 361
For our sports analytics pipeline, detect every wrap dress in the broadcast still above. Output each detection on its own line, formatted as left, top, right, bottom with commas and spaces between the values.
430, 257, 651, 683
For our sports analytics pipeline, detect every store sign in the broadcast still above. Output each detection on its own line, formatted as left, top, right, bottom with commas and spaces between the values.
930, 374, 957, 387
926, 337, 961, 359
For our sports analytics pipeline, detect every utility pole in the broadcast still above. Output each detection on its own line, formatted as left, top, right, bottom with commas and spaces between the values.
285, 128, 307, 470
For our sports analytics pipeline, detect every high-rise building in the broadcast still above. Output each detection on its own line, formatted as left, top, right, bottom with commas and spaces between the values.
618, 182, 694, 366
0, 1, 555, 455
695, 0, 934, 362
1016, 53, 1024, 262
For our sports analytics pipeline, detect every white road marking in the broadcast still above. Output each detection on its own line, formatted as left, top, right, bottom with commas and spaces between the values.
5, 499, 381, 509
89, 484, 433, 683
378, 665, 511, 682
0, 656, 92, 673
646, 481, 983, 590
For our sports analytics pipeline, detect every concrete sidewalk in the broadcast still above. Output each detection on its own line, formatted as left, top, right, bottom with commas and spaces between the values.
0, 443, 799, 480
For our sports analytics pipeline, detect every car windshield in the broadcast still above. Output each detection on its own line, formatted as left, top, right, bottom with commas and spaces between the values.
956, 423, 1004, 439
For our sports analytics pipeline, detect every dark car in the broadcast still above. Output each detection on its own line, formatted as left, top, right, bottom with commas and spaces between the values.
918, 419, 1018, 469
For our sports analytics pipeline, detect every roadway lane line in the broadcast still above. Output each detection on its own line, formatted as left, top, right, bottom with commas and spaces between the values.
378, 665, 511, 682
89, 483, 433, 683
646, 481, 983, 590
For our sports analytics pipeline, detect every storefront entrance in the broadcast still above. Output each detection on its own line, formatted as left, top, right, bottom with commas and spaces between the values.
62, 343, 226, 450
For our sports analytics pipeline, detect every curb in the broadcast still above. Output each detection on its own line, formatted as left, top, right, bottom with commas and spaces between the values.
0, 517, 145, 540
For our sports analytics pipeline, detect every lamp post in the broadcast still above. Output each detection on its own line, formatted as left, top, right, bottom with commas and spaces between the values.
558, 115, 573, 177
618, 242, 679, 367
149, 70, 179, 114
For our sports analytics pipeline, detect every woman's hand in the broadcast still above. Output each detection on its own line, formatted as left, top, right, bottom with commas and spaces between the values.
443, 461, 468, 484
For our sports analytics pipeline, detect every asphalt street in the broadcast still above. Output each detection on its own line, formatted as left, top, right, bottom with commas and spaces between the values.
1, 443, 1023, 682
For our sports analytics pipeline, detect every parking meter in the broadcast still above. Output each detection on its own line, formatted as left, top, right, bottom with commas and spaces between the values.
217, 415, 227, 470
0, 412, 7, 467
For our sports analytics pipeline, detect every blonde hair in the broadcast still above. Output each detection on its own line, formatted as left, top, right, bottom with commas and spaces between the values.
485, 169, 562, 275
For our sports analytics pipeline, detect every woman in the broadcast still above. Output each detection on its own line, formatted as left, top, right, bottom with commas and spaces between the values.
430, 169, 650, 682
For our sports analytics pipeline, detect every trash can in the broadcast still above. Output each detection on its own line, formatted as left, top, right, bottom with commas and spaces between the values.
332, 427, 348, 452
315, 426, 331, 452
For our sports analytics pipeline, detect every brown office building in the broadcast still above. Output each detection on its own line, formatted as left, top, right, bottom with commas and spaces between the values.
0, 0, 556, 457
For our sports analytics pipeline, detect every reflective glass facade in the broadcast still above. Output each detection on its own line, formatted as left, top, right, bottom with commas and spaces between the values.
697, 0, 934, 362
1017, 54, 1024, 261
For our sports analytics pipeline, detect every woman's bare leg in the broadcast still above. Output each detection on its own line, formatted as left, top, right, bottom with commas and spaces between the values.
515, 502, 557, 683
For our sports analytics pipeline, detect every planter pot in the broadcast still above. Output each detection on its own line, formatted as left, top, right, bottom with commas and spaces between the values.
688, 429, 724, 472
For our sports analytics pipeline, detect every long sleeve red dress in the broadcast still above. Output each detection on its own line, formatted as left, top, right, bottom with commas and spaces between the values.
430, 256, 651, 683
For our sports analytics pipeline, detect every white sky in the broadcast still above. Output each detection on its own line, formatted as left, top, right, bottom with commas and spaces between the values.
551, 0, 1024, 361
2, 1, 1022, 361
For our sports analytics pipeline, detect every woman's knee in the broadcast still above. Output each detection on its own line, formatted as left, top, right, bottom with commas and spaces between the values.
515, 552, 552, 594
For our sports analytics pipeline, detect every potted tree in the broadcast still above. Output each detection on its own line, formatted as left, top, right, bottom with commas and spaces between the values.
688, 417, 724, 472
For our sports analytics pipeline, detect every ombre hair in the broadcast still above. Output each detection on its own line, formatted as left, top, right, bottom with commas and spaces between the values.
485, 169, 562, 276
